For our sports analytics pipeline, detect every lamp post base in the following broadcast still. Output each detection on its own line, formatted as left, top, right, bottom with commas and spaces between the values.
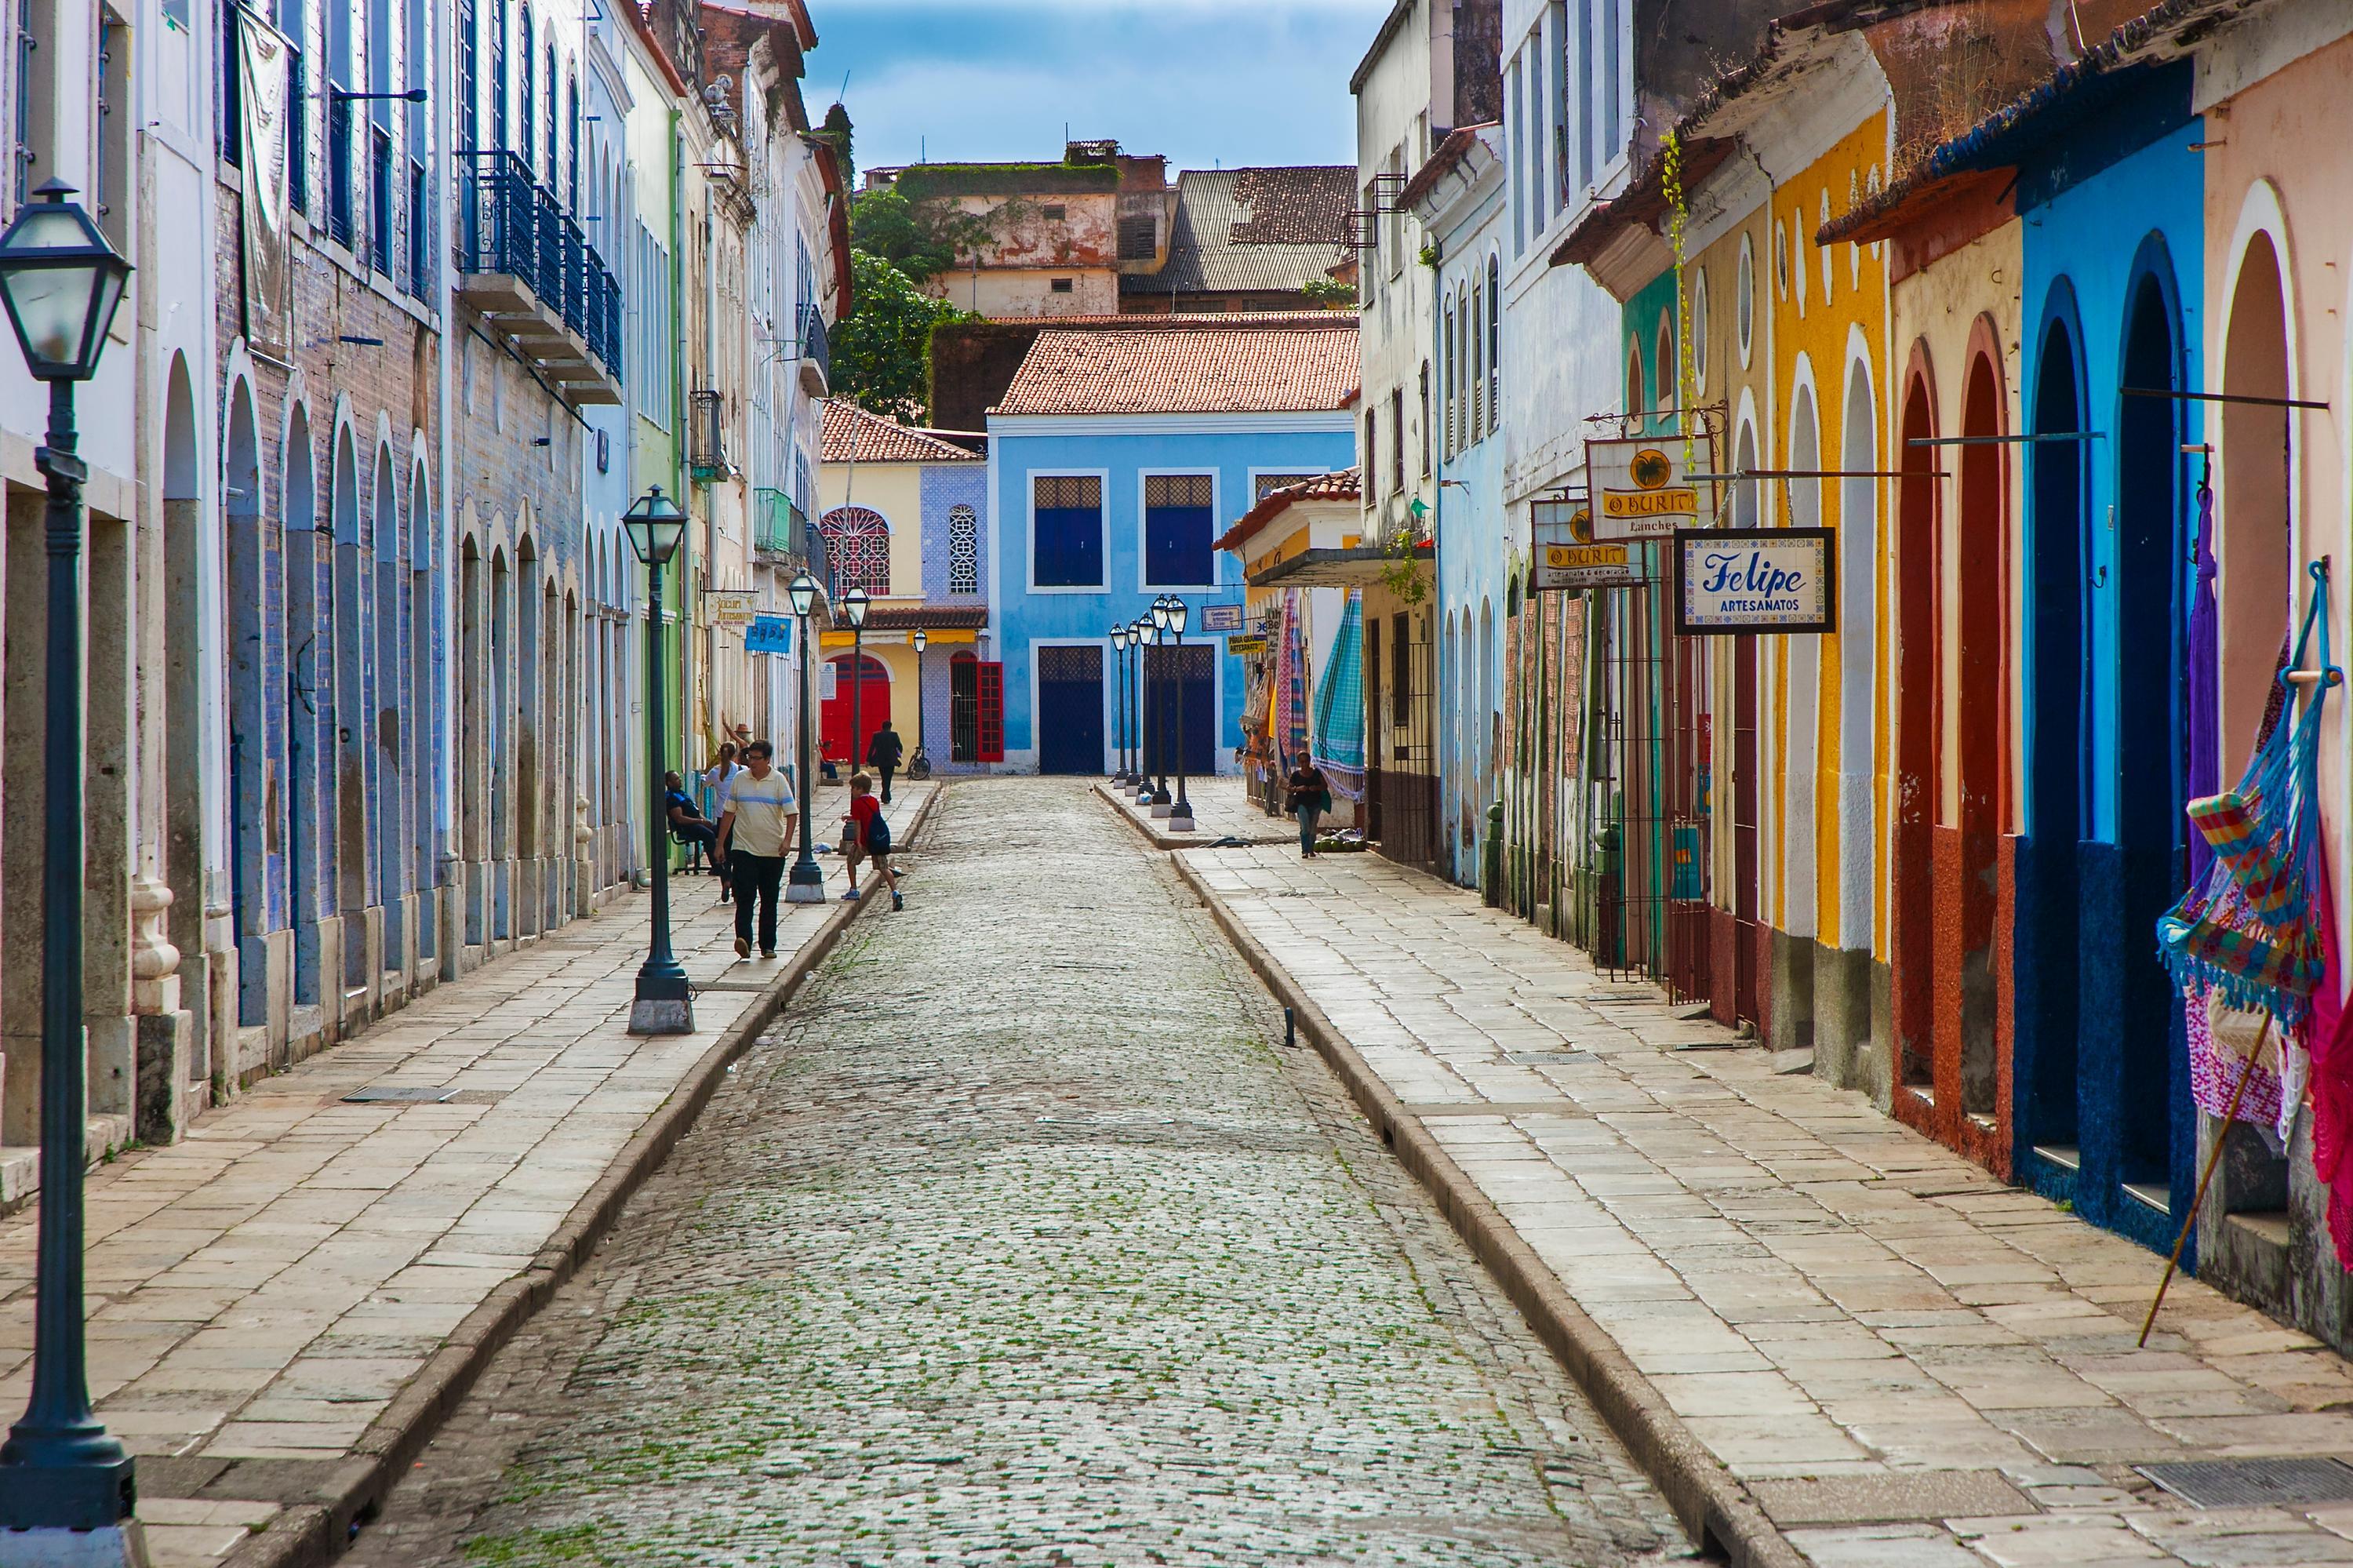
1149, 799, 1174, 819
0, 1526, 150, 1568
1168, 809, 1195, 832
627, 997, 696, 1035
786, 862, 827, 904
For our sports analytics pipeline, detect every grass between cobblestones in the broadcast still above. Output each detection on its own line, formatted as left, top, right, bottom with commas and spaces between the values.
351, 780, 1689, 1567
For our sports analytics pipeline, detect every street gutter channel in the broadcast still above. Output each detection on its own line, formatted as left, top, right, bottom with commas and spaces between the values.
224, 785, 947, 1568
1162, 833, 1802, 1568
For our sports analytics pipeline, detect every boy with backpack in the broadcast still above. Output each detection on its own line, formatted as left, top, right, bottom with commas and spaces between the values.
840, 773, 903, 910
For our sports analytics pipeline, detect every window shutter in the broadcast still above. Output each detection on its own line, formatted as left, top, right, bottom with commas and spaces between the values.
976, 662, 1005, 762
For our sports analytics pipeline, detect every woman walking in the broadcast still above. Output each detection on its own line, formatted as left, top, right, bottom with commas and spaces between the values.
1286, 755, 1332, 859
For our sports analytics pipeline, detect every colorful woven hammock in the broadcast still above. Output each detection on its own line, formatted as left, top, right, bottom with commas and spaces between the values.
2157, 562, 2336, 1025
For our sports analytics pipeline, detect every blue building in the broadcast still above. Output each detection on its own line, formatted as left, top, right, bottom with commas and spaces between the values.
985, 317, 1359, 773
1409, 125, 1507, 885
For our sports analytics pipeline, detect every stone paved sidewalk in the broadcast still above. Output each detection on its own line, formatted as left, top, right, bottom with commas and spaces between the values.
0, 780, 931, 1568
1183, 844, 2353, 1568
1096, 773, 1297, 848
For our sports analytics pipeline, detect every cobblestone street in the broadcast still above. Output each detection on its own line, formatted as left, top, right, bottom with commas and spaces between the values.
346, 779, 1687, 1566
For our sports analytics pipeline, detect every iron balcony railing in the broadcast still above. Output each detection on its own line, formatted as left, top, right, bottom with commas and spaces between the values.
687, 388, 726, 479
456, 147, 624, 384
798, 301, 830, 384
808, 515, 835, 599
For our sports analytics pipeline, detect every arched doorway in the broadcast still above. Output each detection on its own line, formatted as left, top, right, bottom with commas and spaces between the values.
284, 407, 323, 1006
824, 653, 889, 769
1731, 417, 1762, 1028
2206, 229, 2297, 1252
2112, 263, 2190, 1219
372, 446, 402, 967
224, 380, 268, 1024
1892, 367, 1938, 1098
408, 463, 435, 962
515, 540, 542, 930
1784, 380, 1821, 961
330, 424, 364, 989
161, 359, 205, 1003
2021, 305, 2086, 1168
489, 546, 512, 940
1951, 348, 2006, 1126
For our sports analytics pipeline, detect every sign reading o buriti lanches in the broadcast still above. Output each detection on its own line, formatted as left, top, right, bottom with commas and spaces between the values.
1673, 527, 1837, 635
1587, 436, 1713, 542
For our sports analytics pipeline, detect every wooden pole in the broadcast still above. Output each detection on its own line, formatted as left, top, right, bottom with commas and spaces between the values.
2139, 1009, 2275, 1348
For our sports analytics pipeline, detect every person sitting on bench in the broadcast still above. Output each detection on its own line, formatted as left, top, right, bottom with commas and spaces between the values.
664, 770, 723, 871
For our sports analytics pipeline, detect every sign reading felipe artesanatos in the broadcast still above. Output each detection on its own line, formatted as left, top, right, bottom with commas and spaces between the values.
1587, 438, 1708, 541
1673, 527, 1837, 635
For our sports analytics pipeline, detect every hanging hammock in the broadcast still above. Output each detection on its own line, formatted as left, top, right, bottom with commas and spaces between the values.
2157, 561, 2336, 1026
1313, 591, 1366, 802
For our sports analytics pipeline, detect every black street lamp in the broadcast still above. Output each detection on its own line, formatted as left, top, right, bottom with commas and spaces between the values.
1129, 617, 1154, 802
785, 571, 826, 904
622, 486, 693, 1035
908, 627, 931, 780
1165, 595, 1195, 832
1147, 597, 1175, 814
840, 585, 870, 778
0, 180, 143, 1558
1108, 623, 1131, 782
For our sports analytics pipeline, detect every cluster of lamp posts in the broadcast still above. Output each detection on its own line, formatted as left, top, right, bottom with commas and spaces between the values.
1110, 593, 1195, 835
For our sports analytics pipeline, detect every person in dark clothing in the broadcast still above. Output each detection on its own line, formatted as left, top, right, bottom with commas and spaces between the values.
865, 720, 905, 804
1285, 755, 1333, 858
664, 771, 723, 870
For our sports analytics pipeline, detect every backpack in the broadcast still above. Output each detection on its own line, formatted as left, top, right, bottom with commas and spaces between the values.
865, 809, 892, 857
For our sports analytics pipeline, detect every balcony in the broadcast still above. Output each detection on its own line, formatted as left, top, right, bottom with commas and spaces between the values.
456, 148, 624, 406
752, 488, 807, 559
797, 303, 830, 395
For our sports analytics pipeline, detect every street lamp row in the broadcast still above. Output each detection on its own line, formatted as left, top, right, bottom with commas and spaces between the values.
1107, 596, 1191, 832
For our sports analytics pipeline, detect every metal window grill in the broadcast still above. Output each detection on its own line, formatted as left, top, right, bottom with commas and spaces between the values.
947, 506, 979, 595
819, 506, 889, 595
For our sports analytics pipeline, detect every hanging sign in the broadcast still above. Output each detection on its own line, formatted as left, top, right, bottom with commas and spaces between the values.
1673, 527, 1836, 635
1587, 436, 1715, 541
746, 614, 792, 655
1199, 602, 1245, 632
1532, 495, 1639, 591
707, 589, 758, 628
1226, 632, 1269, 656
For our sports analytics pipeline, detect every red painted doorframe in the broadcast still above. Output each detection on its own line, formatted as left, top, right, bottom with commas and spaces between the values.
822, 653, 890, 767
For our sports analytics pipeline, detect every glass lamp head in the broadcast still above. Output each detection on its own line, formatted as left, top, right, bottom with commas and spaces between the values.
620, 485, 689, 566
787, 571, 820, 618
841, 586, 871, 630
0, 182, 131, 382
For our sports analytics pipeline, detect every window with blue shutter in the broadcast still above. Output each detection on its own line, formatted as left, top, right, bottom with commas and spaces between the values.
1144, 474, 1214, 587
1033, 475, 1103, 588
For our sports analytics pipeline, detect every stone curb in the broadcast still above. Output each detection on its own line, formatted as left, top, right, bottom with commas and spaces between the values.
1171, 849, 1804, 1568
1089, 780, 1290, 851
222, 785, 947, 1568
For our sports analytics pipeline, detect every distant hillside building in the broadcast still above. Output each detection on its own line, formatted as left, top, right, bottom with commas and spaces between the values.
865, 140, 1172, 318
1120, 166, 1357, 314
867, 143, 1355, 322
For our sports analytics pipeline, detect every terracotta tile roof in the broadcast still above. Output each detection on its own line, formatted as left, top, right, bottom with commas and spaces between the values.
821, 400, 985, 463
1126, 167, 1355, 298
853, 604, 989, 631
1214, 467, 1362, 552
992, 318, 1360, 417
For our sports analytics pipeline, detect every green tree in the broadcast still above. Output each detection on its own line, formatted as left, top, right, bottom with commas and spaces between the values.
813, 102, 854, 189
849, 186, 991, 282
831, 250, 968, 421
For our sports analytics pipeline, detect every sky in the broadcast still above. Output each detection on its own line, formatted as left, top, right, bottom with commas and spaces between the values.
804, 0, 1390, 179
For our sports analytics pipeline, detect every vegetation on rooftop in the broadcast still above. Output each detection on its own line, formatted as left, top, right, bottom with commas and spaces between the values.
891, 162, 1122, 202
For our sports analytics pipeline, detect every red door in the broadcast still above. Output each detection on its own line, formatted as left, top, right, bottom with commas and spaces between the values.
822, 653, 890, 766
